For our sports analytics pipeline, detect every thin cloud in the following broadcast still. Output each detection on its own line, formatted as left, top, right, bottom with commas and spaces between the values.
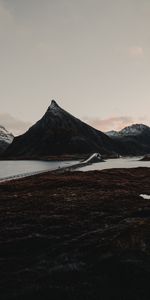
0, 113, 31, 136
128, 46, 144, 58
84, 116, 148, 132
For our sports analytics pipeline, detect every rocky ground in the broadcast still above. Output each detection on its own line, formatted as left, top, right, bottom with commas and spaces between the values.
0, 168, 150, 300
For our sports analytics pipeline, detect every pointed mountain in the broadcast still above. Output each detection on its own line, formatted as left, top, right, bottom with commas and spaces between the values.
3, 100, 116, 159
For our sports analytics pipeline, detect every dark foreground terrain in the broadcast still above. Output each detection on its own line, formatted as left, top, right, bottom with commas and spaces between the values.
0, 168, 150, 300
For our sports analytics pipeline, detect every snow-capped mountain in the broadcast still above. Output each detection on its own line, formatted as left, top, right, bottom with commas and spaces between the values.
106, 124, 150, 155
120, 124, 150, 136
0, 126, 14, 154
0, 126, 14, 143
3, 100, 116, 158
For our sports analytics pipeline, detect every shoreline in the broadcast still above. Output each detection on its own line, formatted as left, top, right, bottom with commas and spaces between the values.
0, 153, 143, 161
0, 155, 147, 183
0, 159, 96, 183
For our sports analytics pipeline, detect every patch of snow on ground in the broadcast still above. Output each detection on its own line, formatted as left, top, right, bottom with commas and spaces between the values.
83, 153, 102, 163
140, 194, 150, 200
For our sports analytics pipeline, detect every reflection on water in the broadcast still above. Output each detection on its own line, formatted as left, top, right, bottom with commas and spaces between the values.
0, 160, 76, 180
78, 157, 150, 171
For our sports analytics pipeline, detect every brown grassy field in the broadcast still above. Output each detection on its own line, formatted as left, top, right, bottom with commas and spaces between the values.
0, 168, 150, 299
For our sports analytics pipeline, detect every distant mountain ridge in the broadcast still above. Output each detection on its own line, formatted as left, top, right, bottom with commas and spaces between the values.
106, 124, 150, 137
3, 100, 116, 158
106, 124, 150, 155
0, 126, 14, 154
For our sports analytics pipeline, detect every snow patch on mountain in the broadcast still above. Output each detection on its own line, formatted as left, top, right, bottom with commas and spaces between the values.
0, 126, 14, 143
120, 124, 149, 136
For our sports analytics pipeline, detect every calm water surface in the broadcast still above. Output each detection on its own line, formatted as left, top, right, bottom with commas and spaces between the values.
0, 157, 149, 181
0, 160, 77, 180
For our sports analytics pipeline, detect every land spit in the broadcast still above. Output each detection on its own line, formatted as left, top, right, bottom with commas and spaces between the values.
0, 168, 150, 300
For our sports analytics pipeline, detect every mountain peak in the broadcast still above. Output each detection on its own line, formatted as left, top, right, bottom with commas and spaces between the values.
46, 100, 61, 116
48, 100, 59, 110
46, 100, 61, 113
50, 99, 59, 108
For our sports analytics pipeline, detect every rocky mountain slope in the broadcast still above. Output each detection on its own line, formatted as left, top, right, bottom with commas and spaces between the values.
0, 126, 13, 154
3, 100, 116, 158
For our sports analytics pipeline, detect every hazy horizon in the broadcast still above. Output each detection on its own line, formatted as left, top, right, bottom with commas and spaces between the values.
0, 0, 150, 134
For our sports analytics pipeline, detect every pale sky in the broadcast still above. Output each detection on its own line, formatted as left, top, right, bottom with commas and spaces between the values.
0, 0, 150, 135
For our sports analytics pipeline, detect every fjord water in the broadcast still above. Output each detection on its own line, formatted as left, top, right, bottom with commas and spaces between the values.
0, 160, 76, 180
0, 157, 150, 181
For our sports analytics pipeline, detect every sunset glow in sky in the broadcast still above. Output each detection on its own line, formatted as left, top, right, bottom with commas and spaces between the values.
0, 0, 150, 135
